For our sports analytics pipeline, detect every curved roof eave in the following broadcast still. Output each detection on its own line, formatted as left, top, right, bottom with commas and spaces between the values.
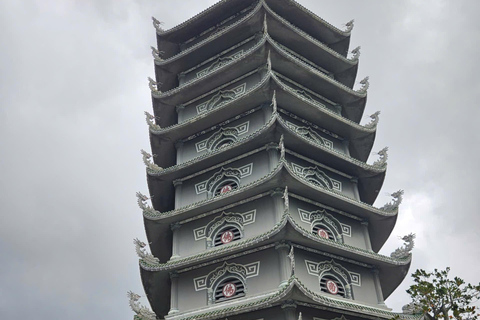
155, 0, 350, 45
140, 209, 407, 273
141, 271, 417, 320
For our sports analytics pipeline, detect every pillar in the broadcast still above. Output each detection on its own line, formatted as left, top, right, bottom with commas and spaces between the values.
275, 241, 291, 287
170, 222, 181, 260
169, 271, 179, 314
361, 220, 373, 251
266, 142, 280, 171
173, 180, 183, 209
372, 268, 386, 307
271, 188, 285, 222
350, 177, 360, 201
281, 300, 297, 320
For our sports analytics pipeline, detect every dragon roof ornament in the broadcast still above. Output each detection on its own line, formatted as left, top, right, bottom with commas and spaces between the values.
283, 186, 289, 209
271, 90, 277, 114
134, 238, 160, 265
372, 147, 388, 168
350, 46, 361, 61
357, 76, 370, 93
390, 233, 415, 259
148, 77, 162, 94
127, 291, 157, 320
136, 192, 159, 217
141, 149, 162, 172
365, 111, 380, 129
150, 46, 164, 61
151, 16, 164, 33
344, 19, 355, 32
263, 13, 268, 34
381, 190, 404, 212
144, 111, 161, 131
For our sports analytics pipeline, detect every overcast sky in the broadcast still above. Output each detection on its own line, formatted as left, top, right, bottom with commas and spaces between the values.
1, 0, 480, 319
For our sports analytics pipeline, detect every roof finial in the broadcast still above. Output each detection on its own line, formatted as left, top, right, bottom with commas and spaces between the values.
145, 111, 161, 131
148, 77, 162, 94
350, 46, 361, 61
390, 233, 416, 259
271, 90, 277, 114
134, 238, 160, 265
152, 17, 164, 33
357, 76, 369, 93
267, 50, 272, 72
141, 149, 162, 171
344, 19, 354, 32
380, 189, 404, 212
151, 46, 164, 61
283, 186, 289, 209
127, 291, 157, 320
288, 244, 295, 276
364, 111, 380, 129
263, 13, 268, 35
279, 134, 285, 160
372, 146, 388, 168
136, 192, 159, 217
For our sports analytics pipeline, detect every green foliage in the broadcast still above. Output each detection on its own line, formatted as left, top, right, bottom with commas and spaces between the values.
406, 267, 480, 320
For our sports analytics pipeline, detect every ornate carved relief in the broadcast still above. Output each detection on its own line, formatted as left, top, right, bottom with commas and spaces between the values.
357, 76, 369, 93
196, 50, 244, 78
193, 210, 256, 241
193, 261, 260, 296
364, 111, 380, 129
141, 149, 162, 171
304, 259, 355, 298
195, 122, 249, 153
372, 147, 388, 168
286, 121, 333, 149
195, 163, 253, 195
291, 163, 342, 192
196, 83, 247, 114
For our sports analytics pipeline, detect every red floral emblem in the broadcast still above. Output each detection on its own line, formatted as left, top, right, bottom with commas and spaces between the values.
222, 283, 236, 298
326, 279, 338, 294
221, 230, 234, 244
317, 228, 329, 239
220, 185, 233, 194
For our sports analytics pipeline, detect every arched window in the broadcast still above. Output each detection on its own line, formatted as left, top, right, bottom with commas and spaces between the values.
205, 212, 245, 249
320, 274, 346, 297
317, 260, 353, 299
213, 225, 242, 246
205, 167, 242, 198
309, 211, 344, 244
214, 276, 246, 302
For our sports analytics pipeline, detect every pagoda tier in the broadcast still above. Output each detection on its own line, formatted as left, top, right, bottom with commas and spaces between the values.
149, 70, 374, 173
154, 0, 351, 60
132, 1, 414, 320
150, 49, 365, 130
154, 7, 358, 92
142, 148, 397, 260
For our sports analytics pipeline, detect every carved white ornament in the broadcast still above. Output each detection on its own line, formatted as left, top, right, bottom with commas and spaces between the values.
195, 121, 250, 152
133, 238, 159, 265
390, 233, 415, 259
127, 291, 157, 320
195, 163, 253, 194
193, 261, 260, 291
196, 83, 246, 114
193, 210, 256, 241
291, 163, 342, 192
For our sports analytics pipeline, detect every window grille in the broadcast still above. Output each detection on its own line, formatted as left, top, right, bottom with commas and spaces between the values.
215, 277, 245, 302
320, 275, 346, 297
213, 226, 242, 246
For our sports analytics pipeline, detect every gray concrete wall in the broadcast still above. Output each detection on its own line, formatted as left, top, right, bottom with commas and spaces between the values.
175, 195, 277, 257
288, 197, 368, 250
176, 151, 271, 208
180, 38, 258, 85
295, 248, 379, 306
178, 108, 267, 163
176, 248, 281, 312
285, 154, 358, 201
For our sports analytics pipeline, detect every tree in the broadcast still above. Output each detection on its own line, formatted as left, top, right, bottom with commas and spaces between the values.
405, 267, 480, 320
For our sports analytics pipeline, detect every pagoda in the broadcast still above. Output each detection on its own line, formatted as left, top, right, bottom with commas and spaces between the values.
130, 1, 417, 320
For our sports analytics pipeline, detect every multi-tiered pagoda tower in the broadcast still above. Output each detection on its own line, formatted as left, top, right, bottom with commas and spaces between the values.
130, 1, 416, 320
